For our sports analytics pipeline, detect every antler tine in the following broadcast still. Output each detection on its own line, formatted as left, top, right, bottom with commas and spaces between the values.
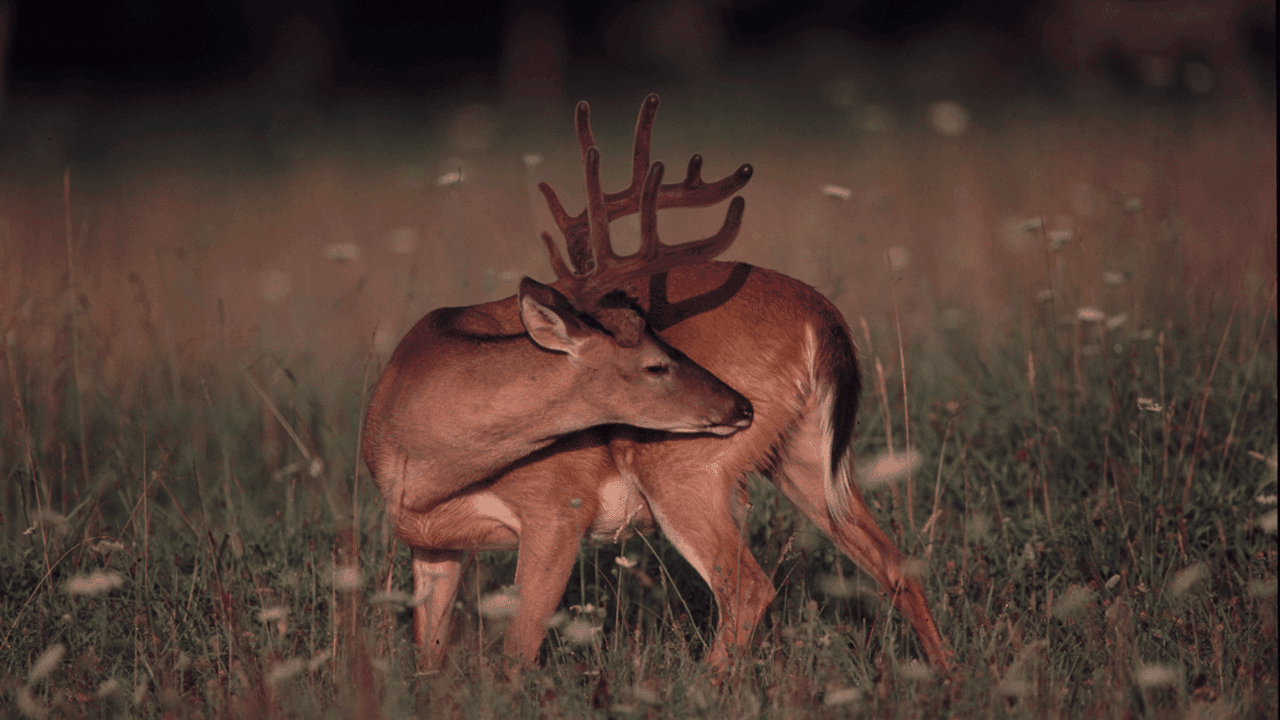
562, 103, 596, 274
539, 231, 577, 284
574, 101, 595, 162
537, 181, 574, 236
628, 94, 659, 198
537, 181, 594, 275
583, 146, 616, 273
660, 156, 754, 208
637, 161, 665, 262
648, 194, 746, 270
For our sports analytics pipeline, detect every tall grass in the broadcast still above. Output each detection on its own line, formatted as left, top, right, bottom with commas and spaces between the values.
1, 93, 1275, 718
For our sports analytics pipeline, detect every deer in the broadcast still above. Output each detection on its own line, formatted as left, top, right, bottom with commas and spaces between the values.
384, 95, 953, 672
363, 96, 757, 663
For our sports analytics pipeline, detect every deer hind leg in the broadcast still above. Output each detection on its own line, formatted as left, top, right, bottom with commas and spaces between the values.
412, 548, 464, 671
620, 445, 775, 670
769, 401, 952, 668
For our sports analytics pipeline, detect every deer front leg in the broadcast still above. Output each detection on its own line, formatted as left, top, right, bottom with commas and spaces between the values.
505, 510, 587, 665
412, 548, 464, 671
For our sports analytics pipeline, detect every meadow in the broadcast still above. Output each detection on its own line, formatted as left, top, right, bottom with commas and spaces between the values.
1, 84, 1276, 718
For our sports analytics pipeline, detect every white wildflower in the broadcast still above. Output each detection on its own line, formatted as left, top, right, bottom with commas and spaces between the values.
66, 570, 125, 597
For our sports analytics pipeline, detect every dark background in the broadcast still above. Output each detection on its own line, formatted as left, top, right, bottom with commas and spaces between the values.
5, 1, 1043, 89
4, 0, 1272, 101
0, 0, 1273, 180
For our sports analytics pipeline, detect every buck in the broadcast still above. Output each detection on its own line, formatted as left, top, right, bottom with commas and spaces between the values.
384, 95, 953, 671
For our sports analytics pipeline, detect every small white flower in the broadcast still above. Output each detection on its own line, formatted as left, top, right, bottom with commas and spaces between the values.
928, 100, 969, 137
887, 245, 909, 271
16, 686, 44, 718
66, 570, 126, 597
371, 591, 414, 606
1170, 563, 1210, 597
633, 685, 661, 704
1076, 307, 1105, 323
1247, 577, 1277, 597
562, 618, 602, 646
257, 607, 288, 624
1051, 584, 1097, 619
1134, 662, 1180, 688
897, 659, 935, 681
322, 243, 360, 262
821, 184, 851, 200
332, 566, 362, 591
436, 170, 463, 187
615, 555, 637, 569
1019, 542, 1037, 569
1106, 313, 1128, 330
267, 658, 306, 685
965, 514, 993, 543
522, 152, 543, 167
1012, 216, 1043, 233
480, 587, 521, 619
96, 678, 122, 699
308, 649, 334, 671
28, 644, 66, 684
824, 686, 861, 706
1257, 509, 1277, 534
857, 449, 921, 489
1102, 270, 1126, 286
1137, 397, 1163, 413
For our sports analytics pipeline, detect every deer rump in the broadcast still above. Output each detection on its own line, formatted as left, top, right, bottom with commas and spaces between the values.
395, 261, 951, 670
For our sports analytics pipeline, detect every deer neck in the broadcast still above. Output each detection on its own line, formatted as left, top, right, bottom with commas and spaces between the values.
415, 300, 605, 475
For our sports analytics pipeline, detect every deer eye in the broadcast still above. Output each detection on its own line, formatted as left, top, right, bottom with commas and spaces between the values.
644, 364, 670, 376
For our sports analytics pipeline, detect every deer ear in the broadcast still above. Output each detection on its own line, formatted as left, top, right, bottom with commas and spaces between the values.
518, 277, 592, 355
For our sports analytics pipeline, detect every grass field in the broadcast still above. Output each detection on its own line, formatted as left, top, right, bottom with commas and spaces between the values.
1, 85, 1276, 718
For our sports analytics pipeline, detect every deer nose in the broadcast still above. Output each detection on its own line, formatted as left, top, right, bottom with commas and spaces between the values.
731, 397, 754, 428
